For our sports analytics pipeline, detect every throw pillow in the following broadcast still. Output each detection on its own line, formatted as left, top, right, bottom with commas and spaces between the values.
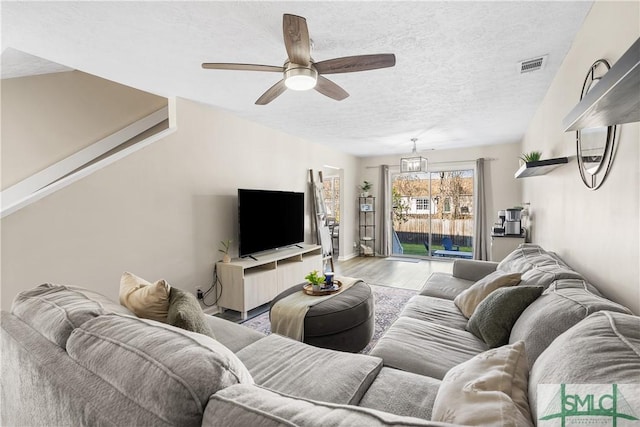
431, 341, 533, 427
119, 271, 171, 322
167, 287, 216, 338
454, 270, 522, 318
467, 286, 543, 348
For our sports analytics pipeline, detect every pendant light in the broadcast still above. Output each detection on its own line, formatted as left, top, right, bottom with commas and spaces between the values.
400, 138, 428, 174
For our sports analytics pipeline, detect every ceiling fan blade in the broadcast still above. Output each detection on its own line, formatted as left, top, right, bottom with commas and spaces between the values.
255, 79, 288, 105
315, 76, 349, 101
315, 54, 396, 74
202, 63, 283, 72
283, 14, 311, 65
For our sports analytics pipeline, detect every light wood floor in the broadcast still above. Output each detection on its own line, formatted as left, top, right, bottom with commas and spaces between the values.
334, 256, 453, 291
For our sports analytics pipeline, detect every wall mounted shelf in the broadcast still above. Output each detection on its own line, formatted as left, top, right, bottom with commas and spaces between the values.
563, 37, 640, 131
514, 157, 569, 178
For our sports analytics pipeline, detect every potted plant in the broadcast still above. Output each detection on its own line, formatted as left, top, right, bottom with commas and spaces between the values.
519, 151, 542, 165
360, 180, 373, 197
305, 270, 326, 292
219, 239, 232, 263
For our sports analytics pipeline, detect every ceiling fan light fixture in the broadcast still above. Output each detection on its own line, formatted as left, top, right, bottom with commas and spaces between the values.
284, 66, 318, 91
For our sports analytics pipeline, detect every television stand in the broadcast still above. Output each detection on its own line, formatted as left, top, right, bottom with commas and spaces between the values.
216, 244, 322, 320
240, 254, 259, 261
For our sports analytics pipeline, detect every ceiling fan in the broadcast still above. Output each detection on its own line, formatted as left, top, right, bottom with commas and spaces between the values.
202, 14, 396, 105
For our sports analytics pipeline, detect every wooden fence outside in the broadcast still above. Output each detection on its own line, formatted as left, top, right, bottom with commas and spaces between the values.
394, 217, 474, 247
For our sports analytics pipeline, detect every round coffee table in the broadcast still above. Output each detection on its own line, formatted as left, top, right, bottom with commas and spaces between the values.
269, 281, 375, 353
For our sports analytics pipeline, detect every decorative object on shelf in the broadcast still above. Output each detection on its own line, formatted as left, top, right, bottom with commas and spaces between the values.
514, 157, 568, 179
575, 59, 618, 190
359, 181, 372, 197
359, 196, 376, 256
519, 151, 542, 164
400, 138, 428, 175
219, 239, 232, 263
304, 270, 326, 292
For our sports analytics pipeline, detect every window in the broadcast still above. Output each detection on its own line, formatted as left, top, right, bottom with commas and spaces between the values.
443, 197, 451, 213
415, 198, 430, 211
323, 176, 341, 222
460, 206, 469, 214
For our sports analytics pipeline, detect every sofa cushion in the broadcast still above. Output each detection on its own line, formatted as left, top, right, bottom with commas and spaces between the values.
400, 295, 468, 330
205, 315, 265, 353
236, 333, 382, 405
419, 272, 474, 300
1, 311, 186, 427
432, 341, 533, 426
497, 244, 566, 274
529, 311, 640, 421
11, 283, 134, 348
451, 259, 499, 282
519, 264, 585, 289
167, 287, 215, 338
510, 279, 632, 367
204, 384, 447, 427
119, 271, 171, 322
467, 286, 543, 348
454, 270, 522, 318
66, 314, 253, 427
369, 316, 487, 379
359, 367, 442, 420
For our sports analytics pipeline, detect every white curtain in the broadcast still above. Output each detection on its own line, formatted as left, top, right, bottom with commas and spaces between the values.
473, 158, 488, 260
379, 165, 392, 257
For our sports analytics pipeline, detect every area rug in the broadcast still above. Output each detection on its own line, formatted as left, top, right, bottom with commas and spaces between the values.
241, 284, 418, 354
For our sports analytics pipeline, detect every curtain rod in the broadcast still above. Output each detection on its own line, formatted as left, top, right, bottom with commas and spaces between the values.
365, 157, 498, 169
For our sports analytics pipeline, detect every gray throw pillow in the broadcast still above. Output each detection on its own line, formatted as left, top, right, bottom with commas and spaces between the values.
467, 286, 543, 348
168, 287, 215, 338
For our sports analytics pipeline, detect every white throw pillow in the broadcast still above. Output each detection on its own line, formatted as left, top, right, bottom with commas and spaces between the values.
431, 341, 533, 427
454, 270, 522, 318
119, 271, 171, 322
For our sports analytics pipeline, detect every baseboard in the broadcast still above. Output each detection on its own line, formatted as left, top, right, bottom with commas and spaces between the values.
338, 252, 359, 262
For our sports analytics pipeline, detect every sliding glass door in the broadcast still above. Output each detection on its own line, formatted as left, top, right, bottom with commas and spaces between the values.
391, 168, 474, 259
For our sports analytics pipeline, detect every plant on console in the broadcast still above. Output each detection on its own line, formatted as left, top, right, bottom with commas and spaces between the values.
219, 239, 232, 263
305, 270, 326, 291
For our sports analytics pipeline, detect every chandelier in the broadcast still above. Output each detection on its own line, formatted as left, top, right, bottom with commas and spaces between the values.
400, 138, 428, 174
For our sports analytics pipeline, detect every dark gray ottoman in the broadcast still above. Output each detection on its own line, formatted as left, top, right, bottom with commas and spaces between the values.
269, 281, 375, 353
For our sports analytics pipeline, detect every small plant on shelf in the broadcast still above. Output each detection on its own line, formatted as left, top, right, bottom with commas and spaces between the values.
360, 180, 373, 197
219, 239, 232, 263
305, 270, 326, 290
519, 151, 542, 164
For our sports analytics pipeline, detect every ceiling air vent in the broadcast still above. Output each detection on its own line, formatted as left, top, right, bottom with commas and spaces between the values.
518, 55, 547, 74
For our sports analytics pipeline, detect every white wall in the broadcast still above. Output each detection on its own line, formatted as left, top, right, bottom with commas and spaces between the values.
1, 97, 359, 310
358, 142, 523, 254
1, 71, 167, 189
521, 1, 639, 313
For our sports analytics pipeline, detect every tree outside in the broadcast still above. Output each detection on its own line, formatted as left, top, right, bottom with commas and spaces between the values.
392, 170, 474, 256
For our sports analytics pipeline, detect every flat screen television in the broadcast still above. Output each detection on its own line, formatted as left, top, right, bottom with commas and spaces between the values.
238, 189, 304, 258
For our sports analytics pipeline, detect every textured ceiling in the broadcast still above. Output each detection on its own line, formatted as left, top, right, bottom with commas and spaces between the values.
1, 1, 593, 157
1, 48, 73, 79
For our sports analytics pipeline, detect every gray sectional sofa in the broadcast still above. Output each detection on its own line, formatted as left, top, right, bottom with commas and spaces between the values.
2, 244, 639, 426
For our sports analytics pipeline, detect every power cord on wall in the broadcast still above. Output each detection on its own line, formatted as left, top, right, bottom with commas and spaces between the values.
198, 263, 223, 307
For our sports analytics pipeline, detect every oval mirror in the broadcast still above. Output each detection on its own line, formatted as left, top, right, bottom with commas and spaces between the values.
576, 60, 617, 190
